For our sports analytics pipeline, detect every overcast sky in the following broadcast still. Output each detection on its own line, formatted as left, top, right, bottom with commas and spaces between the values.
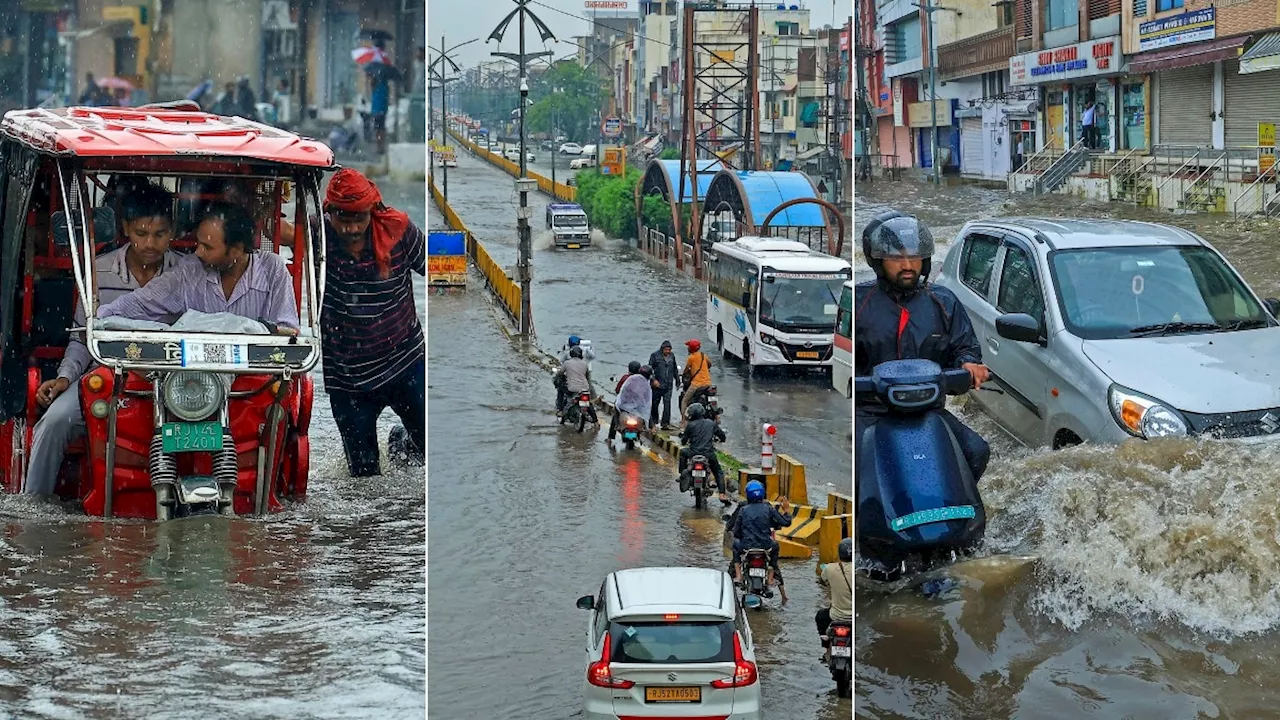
427, 0, 849, 71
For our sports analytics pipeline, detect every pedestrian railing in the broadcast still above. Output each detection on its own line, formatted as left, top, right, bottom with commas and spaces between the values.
1177, 152, 1227, 212
428, 176, 522, 324
1233, 166, 1278, 218
1154, 148, 1204, 195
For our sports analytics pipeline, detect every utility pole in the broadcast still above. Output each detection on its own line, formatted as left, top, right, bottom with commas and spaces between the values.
489, 0, 555, 338
429, 37, 479, 201
914, 0, 959, 185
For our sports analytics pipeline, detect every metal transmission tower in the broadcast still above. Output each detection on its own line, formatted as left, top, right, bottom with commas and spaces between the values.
487, 0, 555, 338
677, 3, 761, 279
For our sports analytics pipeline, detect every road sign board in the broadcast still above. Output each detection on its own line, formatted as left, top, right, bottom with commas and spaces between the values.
602, 116, 622, 138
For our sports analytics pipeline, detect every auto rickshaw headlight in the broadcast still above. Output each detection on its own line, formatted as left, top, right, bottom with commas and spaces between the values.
89, 400, 108, 419
162, 372, 226, 421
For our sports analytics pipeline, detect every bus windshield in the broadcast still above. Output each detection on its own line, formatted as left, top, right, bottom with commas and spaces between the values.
554, 215, 588, 227
759, 273, 846, 330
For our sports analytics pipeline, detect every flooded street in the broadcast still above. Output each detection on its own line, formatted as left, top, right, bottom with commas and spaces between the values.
426, 155, 852, 718
0, 183, 426, 719
856, 179, 1280, 718
443, 149, 852, 487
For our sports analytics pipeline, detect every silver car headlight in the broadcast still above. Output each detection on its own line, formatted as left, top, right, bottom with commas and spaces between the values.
1108, 384, 1188, 439
163, 372, 228, 421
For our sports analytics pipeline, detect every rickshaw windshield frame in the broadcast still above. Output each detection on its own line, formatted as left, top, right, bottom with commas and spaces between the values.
54, 158, 327, 375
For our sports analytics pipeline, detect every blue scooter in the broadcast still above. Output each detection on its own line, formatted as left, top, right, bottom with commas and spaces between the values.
855, 359, 987, 582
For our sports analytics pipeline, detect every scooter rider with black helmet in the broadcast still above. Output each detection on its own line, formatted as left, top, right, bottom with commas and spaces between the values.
855, 210, 992, 491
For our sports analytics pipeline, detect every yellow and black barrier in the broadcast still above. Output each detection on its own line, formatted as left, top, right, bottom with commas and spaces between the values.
428, 176, 522, 324
448, 129, 577, 202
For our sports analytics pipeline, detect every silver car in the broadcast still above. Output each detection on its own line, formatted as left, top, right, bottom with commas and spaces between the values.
935, 218, 1280, 448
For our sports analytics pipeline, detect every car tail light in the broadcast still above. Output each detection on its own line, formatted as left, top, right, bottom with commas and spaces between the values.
747, 554, 767, 568
664, 613, 680, 621
710, 634, 757, 688
587, 634, 635, 689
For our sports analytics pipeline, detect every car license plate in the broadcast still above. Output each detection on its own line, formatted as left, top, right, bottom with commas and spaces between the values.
796, 351, 820, 359
832, 645, 852, 657
693, 470, 706, 477
161, 421, 224, 453
567, 244, 581, 249
645, 686, 701, 703
748, 567, 767, 577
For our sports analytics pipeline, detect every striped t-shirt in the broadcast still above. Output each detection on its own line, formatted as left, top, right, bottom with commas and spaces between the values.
320, 219, 426, 393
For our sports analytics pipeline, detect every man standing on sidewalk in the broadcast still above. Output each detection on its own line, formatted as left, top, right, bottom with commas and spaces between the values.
648, 340, 679, 430
1081, 100, 1096, 150
322, 169, 426, 476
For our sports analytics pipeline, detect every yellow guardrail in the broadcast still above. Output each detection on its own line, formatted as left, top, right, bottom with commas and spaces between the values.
449, 129, 577, 202
428, 176, 521, 324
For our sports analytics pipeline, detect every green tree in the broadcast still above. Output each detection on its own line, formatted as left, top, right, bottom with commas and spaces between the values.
525, 63, 606, 142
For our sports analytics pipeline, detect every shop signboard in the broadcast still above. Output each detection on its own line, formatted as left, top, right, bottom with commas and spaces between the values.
892, 78, 904, 126
1138, 8, 1214, 52
1009, 37, 1122, 84
1260, 123, 1276, 175
427, 231, 468, 288
602, 116, 623, 138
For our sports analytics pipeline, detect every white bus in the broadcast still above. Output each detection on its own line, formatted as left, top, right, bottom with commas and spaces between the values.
833, 280, 854, 396
704, 237, 852, 370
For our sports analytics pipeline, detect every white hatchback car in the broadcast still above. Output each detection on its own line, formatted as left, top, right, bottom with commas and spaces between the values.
576, 567, 762, 720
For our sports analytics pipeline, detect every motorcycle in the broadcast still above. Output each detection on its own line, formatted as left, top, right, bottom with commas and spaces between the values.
826, 620, 852, 697
684, 383, 722, 420
618, 412, 643, 449
560, 390, 597, 432
855, 359, 987, 582
682, 454, 712, 509
738, 548, 776, 610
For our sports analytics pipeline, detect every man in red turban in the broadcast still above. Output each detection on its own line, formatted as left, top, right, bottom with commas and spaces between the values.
321, 169, 425, 476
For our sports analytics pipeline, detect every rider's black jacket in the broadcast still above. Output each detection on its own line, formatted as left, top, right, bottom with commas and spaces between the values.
680, 418, 726, 454
854, 278, 982, 408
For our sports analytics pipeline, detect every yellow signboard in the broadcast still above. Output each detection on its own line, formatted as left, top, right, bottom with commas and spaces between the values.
428, 255, 468, 287
600, 147, 626, 177
710, 50, 735, 64
1260, 122, 1276, 147
1261, 147, 1276, 176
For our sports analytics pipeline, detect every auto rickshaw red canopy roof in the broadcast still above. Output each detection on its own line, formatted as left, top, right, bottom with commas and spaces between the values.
0, 106, 335, 167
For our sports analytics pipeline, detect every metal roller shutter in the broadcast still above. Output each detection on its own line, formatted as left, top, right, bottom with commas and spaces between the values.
960, 117, 984, 176
1223, 59, 1280, 148
1157, 65, 1213, 146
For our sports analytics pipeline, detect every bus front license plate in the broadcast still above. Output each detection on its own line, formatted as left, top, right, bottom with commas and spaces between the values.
161, 421, 224, 453
796, 351, 820, 359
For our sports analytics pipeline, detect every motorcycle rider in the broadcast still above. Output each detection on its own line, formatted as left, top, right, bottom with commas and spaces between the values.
678, 403, 732, 503
815, 537, 853, 664
615, 360, 642, 394
855, 210, 991, 491
609, 365, 653, 443
731, 480, 791, 602
679, 339, 713, 426
554, 346, 593, 416
560, 334, 596, 362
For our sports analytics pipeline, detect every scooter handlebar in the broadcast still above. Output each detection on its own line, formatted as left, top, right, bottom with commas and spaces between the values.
853, 367, 974, 398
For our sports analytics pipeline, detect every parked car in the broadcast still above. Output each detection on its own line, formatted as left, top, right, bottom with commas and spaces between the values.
502, 147, 536, 163
581, 143, 598, 158
569, 156, 595, 169
935, 217, 1280, 448
559, 142, 583, 155
576, 567, 761, 720
488, 141, 502, 153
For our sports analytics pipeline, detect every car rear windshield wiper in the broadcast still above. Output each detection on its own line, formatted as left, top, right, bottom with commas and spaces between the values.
1128, 321, 1226, 337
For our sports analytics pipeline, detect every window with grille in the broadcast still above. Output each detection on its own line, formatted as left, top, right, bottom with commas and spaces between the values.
1133, 0, 1147, 15
1016, 0, 1033, 37
1088, 0, 1120, 20
1156, 0, 1182, 10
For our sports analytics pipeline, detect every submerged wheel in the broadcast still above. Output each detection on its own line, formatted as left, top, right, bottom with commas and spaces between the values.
717, 326, 726, 357
577, 412, 587, 433
624, 439, 635, 450
847, 379, 853, 399
694, 489, 705, 510
835, 674, 851, 698
742, 338, 750, 363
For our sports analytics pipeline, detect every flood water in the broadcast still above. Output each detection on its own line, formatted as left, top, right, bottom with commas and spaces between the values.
426, 154, 853, 718
0, 182, 426, 719
856, 179, 1280, 718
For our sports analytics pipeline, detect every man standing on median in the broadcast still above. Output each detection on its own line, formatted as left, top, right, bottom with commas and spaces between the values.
322, 169, 426, 477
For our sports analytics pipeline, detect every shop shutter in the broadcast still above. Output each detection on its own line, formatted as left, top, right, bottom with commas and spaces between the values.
1223, 59, 1279, 148
960, 117, 984, 175
1157, 65, 1213, 147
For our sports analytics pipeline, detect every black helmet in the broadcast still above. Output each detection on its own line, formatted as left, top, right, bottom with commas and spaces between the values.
861, 210, 935, 284
628, 360, 641, 374
569, 346, 584, 359
838, 537, 853, 562
687, 402, 706, 421
638, 365, 652, 378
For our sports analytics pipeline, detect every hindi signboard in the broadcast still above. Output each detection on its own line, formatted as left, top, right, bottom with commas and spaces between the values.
427, 231, 468, 288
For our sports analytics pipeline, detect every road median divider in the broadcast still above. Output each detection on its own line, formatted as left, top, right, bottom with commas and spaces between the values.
448, 129, 576, 202
428, 175, 521, 325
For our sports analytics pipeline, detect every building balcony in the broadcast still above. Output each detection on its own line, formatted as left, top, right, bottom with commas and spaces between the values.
938, 26, 1014, 81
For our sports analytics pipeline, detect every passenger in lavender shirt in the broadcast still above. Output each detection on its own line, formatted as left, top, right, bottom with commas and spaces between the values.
97, 202, 299, 332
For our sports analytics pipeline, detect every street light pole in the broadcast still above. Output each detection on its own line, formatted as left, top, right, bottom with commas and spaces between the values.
914, 0, 959, 185
489, 0, 555, 338
429, 37, 479, 200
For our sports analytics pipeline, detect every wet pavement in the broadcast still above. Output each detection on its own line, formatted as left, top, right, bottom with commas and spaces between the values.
856, 178, 1280, 718
425, 284, 851, 719
436, 149, 853, 491
0, 181, 427, 719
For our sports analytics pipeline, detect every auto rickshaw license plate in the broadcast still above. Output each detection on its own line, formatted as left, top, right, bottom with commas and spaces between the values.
796, 351, 820, 359
161, 421, 224, 453
645, 686, 700, 703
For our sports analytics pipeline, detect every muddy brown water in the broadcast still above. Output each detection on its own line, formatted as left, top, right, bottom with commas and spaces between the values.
856, 180, 1280, 718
